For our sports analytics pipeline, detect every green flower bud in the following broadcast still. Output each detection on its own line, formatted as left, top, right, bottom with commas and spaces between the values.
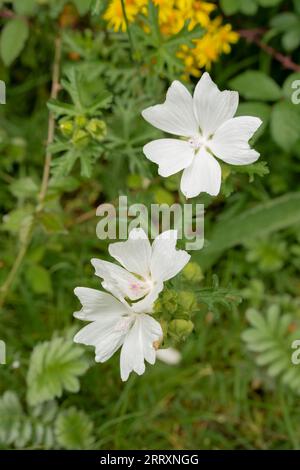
183, 262, 203, 282
168, 319, 194, 341
178, 291, 198, 312
161, 289, 178, 315
75, 115, 88, 128
72, 129, 90, 147
59, 120, 74, 137
153, 298, 162, 315
86, 119, 107, 141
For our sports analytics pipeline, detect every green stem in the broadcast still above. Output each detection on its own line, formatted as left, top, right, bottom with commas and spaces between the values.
0, 36, 62, 311
121, 0, 135, 61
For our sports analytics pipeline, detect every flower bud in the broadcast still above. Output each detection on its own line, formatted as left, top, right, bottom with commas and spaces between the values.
86, 119, 107, 141
59, 120, 74, 137
75, 115, 88, 128
178, 290, 197, 312
72, 129, 90, 147
161, 289, 178, 315
168, 319, 194, 341
183, 262, 203, 282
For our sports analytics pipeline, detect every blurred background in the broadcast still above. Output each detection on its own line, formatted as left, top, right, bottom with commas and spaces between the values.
1, 0, 300, 450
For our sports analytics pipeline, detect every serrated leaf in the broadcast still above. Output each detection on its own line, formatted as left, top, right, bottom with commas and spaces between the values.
26, 337, 89, 406
242, 307, 300, 393
55, 407, 95, 449
0, 392, 23, 445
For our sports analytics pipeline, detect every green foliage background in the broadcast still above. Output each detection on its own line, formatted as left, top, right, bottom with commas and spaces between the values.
1, 0, 300, 450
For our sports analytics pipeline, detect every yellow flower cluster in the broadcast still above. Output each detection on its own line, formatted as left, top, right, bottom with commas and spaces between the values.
103, 0, 239, 77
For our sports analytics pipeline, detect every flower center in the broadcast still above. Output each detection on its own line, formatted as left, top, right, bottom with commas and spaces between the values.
188, 134, 207, 151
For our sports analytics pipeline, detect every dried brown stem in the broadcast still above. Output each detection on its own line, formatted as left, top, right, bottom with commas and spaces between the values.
0, 35, 62, 310
239, 29, 300, 73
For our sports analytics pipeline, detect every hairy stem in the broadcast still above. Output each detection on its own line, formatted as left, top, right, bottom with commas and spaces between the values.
0, 36, 62, 311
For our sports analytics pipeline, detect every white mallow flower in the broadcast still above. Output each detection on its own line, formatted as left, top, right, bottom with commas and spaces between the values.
73, 287, 163, 381
156, 347, 181, 365
142, 72, 263, 198
91, 228, 190, 313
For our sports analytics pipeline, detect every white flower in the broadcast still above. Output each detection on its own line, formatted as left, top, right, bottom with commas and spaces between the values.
156, 347, 181, 365
142, 72, 262, 198
91, 228, 190, 313
73, 287, 163, 381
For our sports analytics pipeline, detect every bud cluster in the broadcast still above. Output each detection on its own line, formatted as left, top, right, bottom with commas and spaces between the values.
59, 115, 107, 147
153, 288, 198, 346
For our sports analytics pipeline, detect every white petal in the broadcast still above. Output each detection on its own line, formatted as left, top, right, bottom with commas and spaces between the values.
142, 80, 198, 137
209, 116, 262, 165
91, 258, 149, 301
180, 147, 221, 198
73, 287, 127, 321
193, 72, 239, 136
120, 314, 163, 381
150, 230, 190, 282
131, 281, 164, 314
108, 229, 151, 278
156, 348, 182, 365
143, 139, 194, 177
74, 317, 126, 363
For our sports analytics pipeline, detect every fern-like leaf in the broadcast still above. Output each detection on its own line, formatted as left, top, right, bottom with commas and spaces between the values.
55, 407, 95, 450
26, 337, 89, 406
0, 391, 24, 446
242, 305, 300, 393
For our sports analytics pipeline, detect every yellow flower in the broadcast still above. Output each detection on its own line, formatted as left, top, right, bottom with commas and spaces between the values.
102, 0, 239, 78
153, 0, 176, 23
103, 0, 141, 32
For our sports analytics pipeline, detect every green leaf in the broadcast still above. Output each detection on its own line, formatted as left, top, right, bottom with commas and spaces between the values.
0, 392, 23, 445
1, 206, 34, 234
282, 28, 300, 52
270, 101, 300, 151
55, 408, 95, 449
242, 306, 300, 394
229, 71, 282, 101
270, 13, 299, 31
194, 192, 300, 270
13, 0, 37, 15
10, 177, 38, 199
258, 0, 283, 6
38, 211, 66, 234
240, 0, 257, 15
47, 99, 77, 117
26, 336, 89, 406
220, 0, 240, 15
25, 264, 52, 294
0, 18, 29, 66
72, 0, 92, 15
